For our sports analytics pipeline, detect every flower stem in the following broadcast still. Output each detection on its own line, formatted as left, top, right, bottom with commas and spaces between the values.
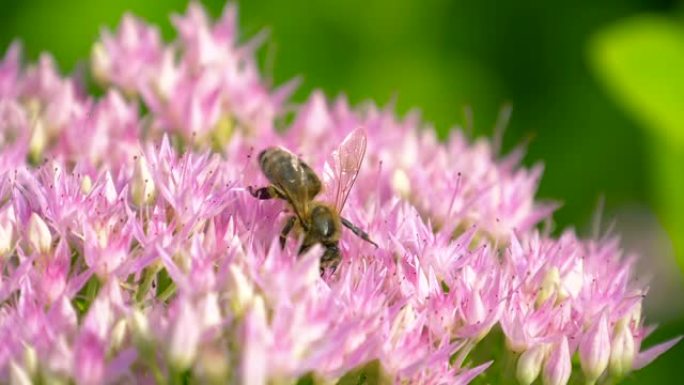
157, 281, 177, 302
136, 264, 160, 303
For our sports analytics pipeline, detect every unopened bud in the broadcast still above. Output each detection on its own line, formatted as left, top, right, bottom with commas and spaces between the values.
227, 264, 254, 315
391, 168, 411, 198
130, 156, 156, 206
130, 309, 151, 342
9, 360, 32, 385
110, 318, 128, 353
464, 289, 488, 340
196, 346, 230, 385
241, 295, 268, 385
168, 300, 200, 371
90, 43, 111, 86
252, 295, 267, 323
28, 117, 47, 164
81, 175, 93, 195
559, 259, 583, 300
390, 304, 417, 344
210, 114, 234, 151
609, 318, 635, 378
154, 49, 177, 101
543, 337, 571, 385
517, 344, 547, 385
198, 292, 222, 329
579, 314, 611, 384
22, 344, 37, 378
28, 212, 52, 254
537, 267, 560, 306
627, 300, 642, 327
0, 218, 13, 256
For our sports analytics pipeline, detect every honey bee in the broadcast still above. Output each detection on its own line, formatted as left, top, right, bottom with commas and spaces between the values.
249, 127, 378, 273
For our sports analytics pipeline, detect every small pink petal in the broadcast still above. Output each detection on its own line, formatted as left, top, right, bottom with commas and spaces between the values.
633, 336, 682, 370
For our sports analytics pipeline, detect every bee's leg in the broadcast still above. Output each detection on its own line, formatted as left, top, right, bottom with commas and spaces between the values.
341, 217, 379, 248
320, 244, 341, 275
279, 216, 296, 249
297, 242, 312, 255
248, 185, 284, 200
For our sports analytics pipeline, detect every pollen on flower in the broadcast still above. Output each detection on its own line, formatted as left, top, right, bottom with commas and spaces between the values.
0, 2, 678, 385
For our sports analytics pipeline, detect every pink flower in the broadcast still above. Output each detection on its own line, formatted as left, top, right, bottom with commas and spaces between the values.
0, 3, 678, 384
92, 13, 163, 93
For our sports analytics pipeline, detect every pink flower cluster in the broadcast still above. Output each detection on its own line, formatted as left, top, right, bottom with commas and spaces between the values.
0, 3, 678, 384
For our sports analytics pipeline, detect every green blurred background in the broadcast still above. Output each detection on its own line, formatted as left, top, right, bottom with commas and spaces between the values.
0, 0, 682, 383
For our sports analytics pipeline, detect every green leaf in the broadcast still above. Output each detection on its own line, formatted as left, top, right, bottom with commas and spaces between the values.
589, 16, 684, 272
589, 15, 684, 147
296, 373, 316, 385
72, 275, 101, 317
651, 136, 684, 272
336, 360, 391, 385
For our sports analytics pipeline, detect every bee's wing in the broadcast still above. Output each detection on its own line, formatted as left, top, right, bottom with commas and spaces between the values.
322, 127, 367, 213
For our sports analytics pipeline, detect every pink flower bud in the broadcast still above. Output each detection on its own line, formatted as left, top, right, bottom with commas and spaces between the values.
537, 267, 560, 306
543, 337, 571, 385
517, 344, 547, 385
22, 344, 37, 378
227, 264, 255, 315
130, 155, 156, 206
559, 259, 583, 300
48, 296, 78, 333
579, 314, 611, 384
196, 345, 230, 384
609, 319, 635, 378
130, 309, 152, 347
9, 360, 32, 385
154, 49, 178, 101
391, 168, 411, 198
463, 289, 486, 326
10, 361, 33, 385
390, 304, 417, 344
0, 218, 12, 257
198, 292, 222, 329
168, 299, 201, 371
28, 117, 47, 163
40, 257, 67, 304
240, 296, 268, 385
80, 175, 93, 195
90, 43, 111, 85
73, 331, 105, 385
110, 318, 128, 353
28, 212, 51, 254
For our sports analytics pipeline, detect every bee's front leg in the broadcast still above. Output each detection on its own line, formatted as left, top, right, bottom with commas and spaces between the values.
248, 185, 284, 200
279, 216, 297, 249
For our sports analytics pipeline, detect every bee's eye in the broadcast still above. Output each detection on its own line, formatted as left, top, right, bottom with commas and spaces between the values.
258, 149, 269, 163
